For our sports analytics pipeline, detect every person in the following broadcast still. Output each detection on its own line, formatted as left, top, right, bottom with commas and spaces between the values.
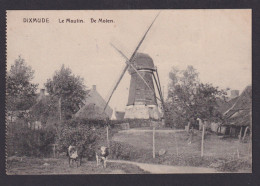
188, 118, 195, 144
197, 118, 203, 131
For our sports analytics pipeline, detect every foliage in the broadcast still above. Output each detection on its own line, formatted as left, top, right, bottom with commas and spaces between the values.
212, 158, 252, 172
7, 120, 55, 157
56, 118, 108, 159
6, 56, 38, 113
110, 119, 156, 128
30, 96, 60, 130
45, 65, 87, 120
166, 66, 227, 128
110, 141, 145, 160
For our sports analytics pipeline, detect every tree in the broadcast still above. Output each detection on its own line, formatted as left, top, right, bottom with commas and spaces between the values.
166, 66, 227, 128
6, 56, 38, 119
45, 65, 87, 120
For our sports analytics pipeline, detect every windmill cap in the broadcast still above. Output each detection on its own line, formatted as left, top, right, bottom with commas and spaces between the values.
129, 53, 155, 74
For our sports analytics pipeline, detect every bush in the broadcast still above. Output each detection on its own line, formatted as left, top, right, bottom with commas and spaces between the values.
6, 120, 55, 157
56, 118, 108, 160
110, 119, 155, 128
109, 141, 145, 160
69, 118, 110, 127
215, 158, 252, 172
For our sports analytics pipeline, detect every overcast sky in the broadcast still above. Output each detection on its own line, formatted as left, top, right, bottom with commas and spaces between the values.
7, 10, 251, 111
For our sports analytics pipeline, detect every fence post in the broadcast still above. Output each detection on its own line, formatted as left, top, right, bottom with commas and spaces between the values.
248, 111, 252, 157
106, 125, 110, 147
174, 133, 179, 156
238, 127, 243, 142
53, 144, 56, 158
242, 126, 249, 142
153, 126, 155, 158
201, 124, 205, 157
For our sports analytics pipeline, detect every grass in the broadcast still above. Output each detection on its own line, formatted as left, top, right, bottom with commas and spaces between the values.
111, 129, 252, 172
128, 126, 176, 130
6, 156, 149, 175
7, 128, 251, 174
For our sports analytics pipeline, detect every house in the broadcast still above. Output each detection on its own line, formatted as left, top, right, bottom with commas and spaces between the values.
217, 96, 239, 115
75, 103, 110, 120
6, 110, 30, 124
222, 85, 252, 137
28, 120, 42, 130
6, 89, 47, 129
75, 85, 113, 120
213, 86, 252, 137
205, 90, 239, 134
209, 92, 240, 134
28, 89, 49, 130
115, 111, 125, 120
227, 89, 240, 101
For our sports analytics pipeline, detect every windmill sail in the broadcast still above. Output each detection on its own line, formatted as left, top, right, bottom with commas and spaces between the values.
129, 12, 160, 62
110, 43, 160, 101
103, 64, 129, 111
104, 12, 160, 111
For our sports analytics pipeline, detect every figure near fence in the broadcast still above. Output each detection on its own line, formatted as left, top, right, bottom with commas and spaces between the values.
187, 118, 195, 144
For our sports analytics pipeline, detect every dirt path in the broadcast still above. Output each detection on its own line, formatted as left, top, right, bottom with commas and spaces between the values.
118, 129, 185, 134
6, 157, 149, 175
108, 160, 217, 174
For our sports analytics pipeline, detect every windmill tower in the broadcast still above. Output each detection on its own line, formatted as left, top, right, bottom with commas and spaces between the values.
124, 53, 160, 119
104, 12, 165, 120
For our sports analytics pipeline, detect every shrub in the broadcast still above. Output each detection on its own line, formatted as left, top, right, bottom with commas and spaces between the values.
6, 120, 55, 157
110, 119, 155, 128
68, 118, 110, 127
109, 141, 145, 160
216, 158, 252, 172
56, 118, 108, 160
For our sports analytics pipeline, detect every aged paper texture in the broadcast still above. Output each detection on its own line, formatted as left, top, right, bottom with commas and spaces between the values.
6, 10, 251, 174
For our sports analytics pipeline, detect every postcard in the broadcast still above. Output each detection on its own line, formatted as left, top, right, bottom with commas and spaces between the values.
6, 10, 251, 174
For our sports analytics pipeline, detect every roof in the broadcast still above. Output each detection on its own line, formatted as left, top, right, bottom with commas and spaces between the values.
217, 96, 239, 114
29, 92, 51, 116
224, 86, 251, 117
223, 85, 252, 126
128, 53, 155, 74
74, 103, 109, 120
76, 87, 113, 119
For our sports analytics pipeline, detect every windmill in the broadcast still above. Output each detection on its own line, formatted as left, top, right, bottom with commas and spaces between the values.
104, 12, 165, 120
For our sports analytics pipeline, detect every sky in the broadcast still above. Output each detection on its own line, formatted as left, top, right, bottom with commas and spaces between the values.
7, 10, 251, 111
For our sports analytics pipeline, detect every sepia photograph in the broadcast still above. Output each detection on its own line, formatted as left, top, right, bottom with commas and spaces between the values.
6, 10, 252, 174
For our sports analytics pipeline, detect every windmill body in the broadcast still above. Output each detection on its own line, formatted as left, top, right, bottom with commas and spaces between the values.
124, 53, 160, 119
104, 13, 165, 121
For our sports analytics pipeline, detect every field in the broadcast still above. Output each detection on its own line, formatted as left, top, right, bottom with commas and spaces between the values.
112, 129, 252, 172
6, 128, 252, 174
6, 157, 149, 175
